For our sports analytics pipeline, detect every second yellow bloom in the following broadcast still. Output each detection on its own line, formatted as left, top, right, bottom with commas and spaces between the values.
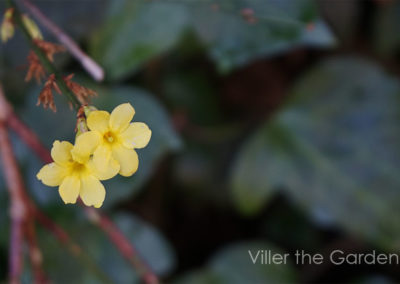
87, 103, 152, 177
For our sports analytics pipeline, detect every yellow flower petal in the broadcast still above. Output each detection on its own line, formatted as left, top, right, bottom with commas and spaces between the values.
109, 103, 135, 133
112, 145, 139, 177
58, 175, 80, 204
92, 144, 112, 171
80, 175, 106, 208
88, 157, 120, 181
71, 131, 101, 163
87, 111, 110, 134
36, 162, 66, 186
51, 141, 73, 166
120, 122, 152, 149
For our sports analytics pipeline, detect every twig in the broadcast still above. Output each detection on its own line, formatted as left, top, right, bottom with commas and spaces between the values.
8, 113, 52, 163
85, 206, 159, 284
6, 96, 159, 284
0, 84, 29, 284
32, 207, 115, 284
19, 0, 105, 82
7, 0, 81, 110
25, 218, 47, 283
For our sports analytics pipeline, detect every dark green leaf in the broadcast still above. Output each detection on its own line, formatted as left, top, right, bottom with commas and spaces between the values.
90, 0, 189, 80
189, 0, 336, 73
231, 57, 400, 250
174, 241, 296, 284
37, 211, 175, 283
90, 0, 335, 79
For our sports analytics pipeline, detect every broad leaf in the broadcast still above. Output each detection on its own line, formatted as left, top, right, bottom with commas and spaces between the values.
36, 211, 176, 283
231, 57, 400, 250
174, 241, 296, 284
90, 0, 189, 80
90, 0, 335, 79
189, 0, 335, 73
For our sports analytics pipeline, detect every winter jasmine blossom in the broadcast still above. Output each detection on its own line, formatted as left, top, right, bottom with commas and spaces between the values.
86, 103, 151, 177
37, 131, 119, 208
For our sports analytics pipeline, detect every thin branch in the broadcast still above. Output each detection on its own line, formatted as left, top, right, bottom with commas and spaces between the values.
0, 84, 28, 284
7, 0, 82, 110
19, 0, 105, 82
6, 101, 160, 284
25, 218, 47, 283
32, 207, 115, 284
84, 206, 159, 284
8, 113, 52, 163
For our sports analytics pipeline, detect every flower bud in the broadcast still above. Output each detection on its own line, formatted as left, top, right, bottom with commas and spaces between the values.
83, 105, 98, 118
1, 8, 15, 43
22, 14, 43, 40
76, 117, 89, 137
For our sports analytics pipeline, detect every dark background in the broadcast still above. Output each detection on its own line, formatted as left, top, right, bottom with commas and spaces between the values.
1, 0, 400, 283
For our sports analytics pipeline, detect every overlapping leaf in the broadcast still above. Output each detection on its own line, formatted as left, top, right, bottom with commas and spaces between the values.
174, 242, 296, 284
90, 0, 335, 80
36, 211, 175, 283
231, 57, 400, 250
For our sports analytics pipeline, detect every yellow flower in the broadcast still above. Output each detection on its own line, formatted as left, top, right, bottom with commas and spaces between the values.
87, 103, 151, 177
37, 132, 119, 208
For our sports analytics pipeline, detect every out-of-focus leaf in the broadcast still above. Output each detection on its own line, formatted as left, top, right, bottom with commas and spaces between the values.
18, 84, 181, 208
90, 0, 189, 80
113, 213, 176, 275
163, 69, 222, 125
209, 242, 296, 283
174, 242, 296, 284
37, 211, 175, 283
90, 0, 335, 80
231, 57, 400, 250
189, 0, 336, 73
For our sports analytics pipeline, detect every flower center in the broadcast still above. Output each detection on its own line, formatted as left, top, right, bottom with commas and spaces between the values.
71, 162, 86, 174
104, 131, 116, 144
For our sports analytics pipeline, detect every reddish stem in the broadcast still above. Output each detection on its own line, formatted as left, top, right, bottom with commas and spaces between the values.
0, 121, 26, 283
0, 84, 47, 284
0, 85, 112, 283
84, 206, 159, 284
25, 217, 48, 283
8, 113, 52, 163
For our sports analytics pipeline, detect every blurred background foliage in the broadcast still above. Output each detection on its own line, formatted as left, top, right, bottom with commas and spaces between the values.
1, 0, 400, 283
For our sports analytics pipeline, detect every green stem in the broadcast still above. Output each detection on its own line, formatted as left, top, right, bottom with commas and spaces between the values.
7, 0, 81, 110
